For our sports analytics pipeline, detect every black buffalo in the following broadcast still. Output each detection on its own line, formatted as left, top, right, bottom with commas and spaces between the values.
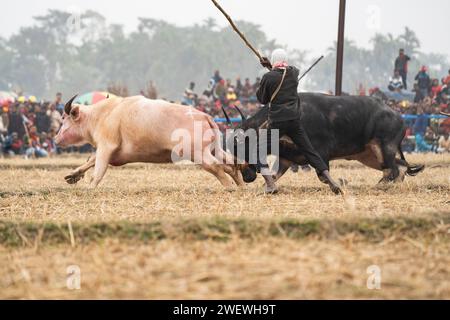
226, 92, 424, 185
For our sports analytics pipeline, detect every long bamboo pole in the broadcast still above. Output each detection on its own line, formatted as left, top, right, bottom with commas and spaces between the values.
210, 0, 270, 70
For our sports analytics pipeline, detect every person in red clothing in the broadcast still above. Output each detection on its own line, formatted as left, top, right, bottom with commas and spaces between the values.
430, 78, 442, 100
10, 132, 23, 154
444, 69, 450, 85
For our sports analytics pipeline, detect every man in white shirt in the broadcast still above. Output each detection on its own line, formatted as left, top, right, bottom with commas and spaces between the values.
388, 70, 404, 92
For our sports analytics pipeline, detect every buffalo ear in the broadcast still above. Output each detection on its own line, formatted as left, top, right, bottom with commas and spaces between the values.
64, 94, 78, 115
70, 106, 81, 121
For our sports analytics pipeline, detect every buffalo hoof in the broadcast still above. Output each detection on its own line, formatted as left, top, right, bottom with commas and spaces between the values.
406, 164, 425, 176
328, 182, 343, 195
264, 184, 279, 195
378, 177, 395, 184
224, 186, 236, 192
64, 171, 85, 184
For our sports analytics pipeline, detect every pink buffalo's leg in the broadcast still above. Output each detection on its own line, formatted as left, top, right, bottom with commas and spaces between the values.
200, 152, 233, 188
214, 148, 245, 186
65, 154, 96, 184
224, 165, 245, 186
90, 147, 115, 188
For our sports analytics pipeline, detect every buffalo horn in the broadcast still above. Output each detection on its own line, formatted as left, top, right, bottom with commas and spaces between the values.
64, 94, 78, 115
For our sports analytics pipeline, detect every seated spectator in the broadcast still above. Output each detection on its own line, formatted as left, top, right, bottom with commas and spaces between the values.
202, 78, 216, 100
438, 132, 450, 153
388, 70, 404, 92
401, 135, 416, 153
24, 126, 48, 159
415, 133, 434, 152
181, 89, 196, 106
424, 126, 438, 150
3, 132, 23, 156
441, 114, 450, 134
40, 132, 56, 155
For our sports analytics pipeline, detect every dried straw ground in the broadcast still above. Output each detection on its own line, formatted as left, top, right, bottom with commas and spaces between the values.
0, 154, 449, 299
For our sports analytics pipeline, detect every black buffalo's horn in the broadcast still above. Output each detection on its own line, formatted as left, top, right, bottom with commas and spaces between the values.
221, 106, 231, 125
234, 105, 246, 121
64, 94, 78, 115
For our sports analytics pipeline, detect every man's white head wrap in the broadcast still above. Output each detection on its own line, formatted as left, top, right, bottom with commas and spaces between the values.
271, 48, 288, 66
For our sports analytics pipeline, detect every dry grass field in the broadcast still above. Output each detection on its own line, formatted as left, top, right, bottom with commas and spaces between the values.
0, 153, 449, 299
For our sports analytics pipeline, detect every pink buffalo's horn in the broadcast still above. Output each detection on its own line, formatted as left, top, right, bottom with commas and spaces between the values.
64, 94, 78, 115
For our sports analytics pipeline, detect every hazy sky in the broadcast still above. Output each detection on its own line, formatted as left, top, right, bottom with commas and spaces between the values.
1, 0, 449, 57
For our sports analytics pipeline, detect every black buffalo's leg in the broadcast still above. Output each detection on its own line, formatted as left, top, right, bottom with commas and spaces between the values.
378, 141, 400, 183
259, 126, 279, 194
372, 110, 410, 184
273, 157, 293, 182
391, 128, 411, 182
286, 121, 342, 195
262, 174, 278, 194
314, 151, 330, 185
378, 120, 411, 184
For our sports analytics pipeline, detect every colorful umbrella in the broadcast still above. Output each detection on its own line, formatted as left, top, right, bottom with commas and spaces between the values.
0, 91, 17, 104
74, 92, 116, 105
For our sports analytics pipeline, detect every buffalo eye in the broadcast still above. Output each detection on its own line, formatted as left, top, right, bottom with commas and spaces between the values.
70, 106, 80, 120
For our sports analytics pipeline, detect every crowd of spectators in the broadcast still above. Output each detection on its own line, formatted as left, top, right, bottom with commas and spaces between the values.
180, 65, 450, 153
381, 49, 450, 152
0, 92, 92, 158
1, 56, 450, 159
180, 70, 262, 125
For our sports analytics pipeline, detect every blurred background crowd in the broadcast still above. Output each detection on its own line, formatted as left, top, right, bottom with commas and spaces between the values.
1, 53, 450, 159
